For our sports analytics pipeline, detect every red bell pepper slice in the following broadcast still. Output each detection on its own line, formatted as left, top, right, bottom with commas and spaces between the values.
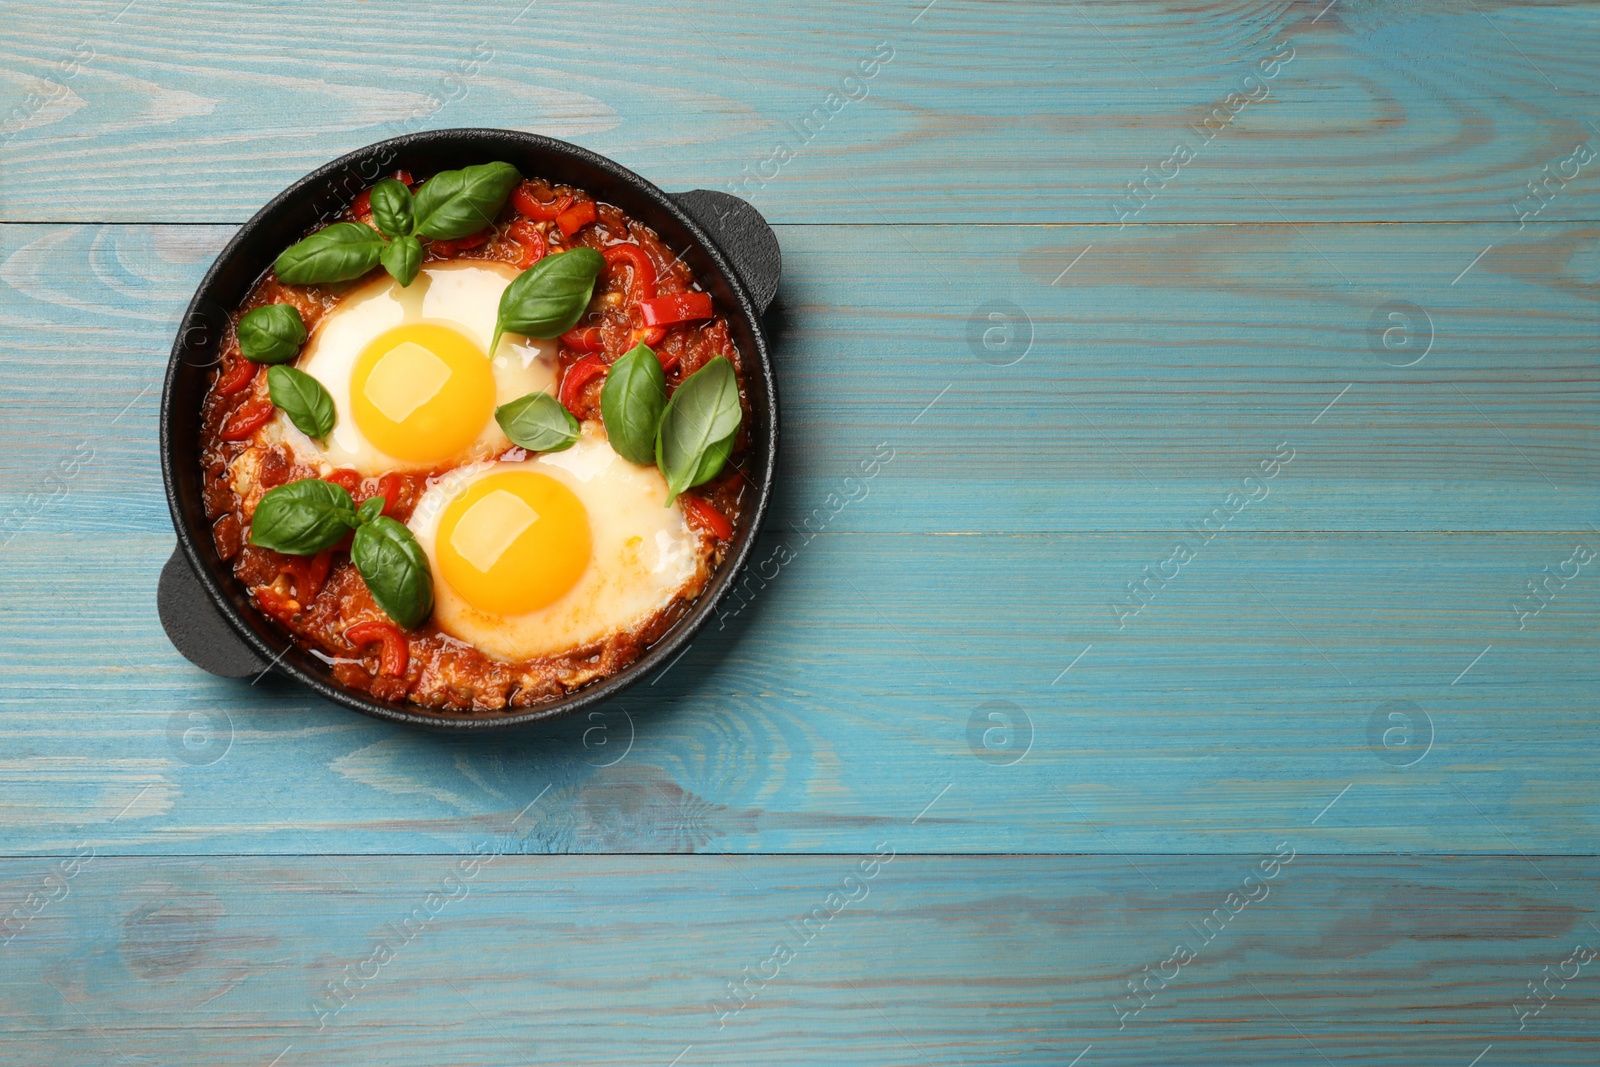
216, 356, 258, 397
510, 221, 546, 269
512, 183, 572, 221
254, 585, 299, 624
639, 291, 713, 327
560, 326, 604, 353
681, 495, 733, 541
630, 326, 669, 352
555, 200, 596, 237
559, 354, 607, 412
220, 398, 275, 441
602, 243, 657, 303
283, 549, 333, 603
375, 472, 405, 518
430, 229, 490, 258
346, 620, 409, 677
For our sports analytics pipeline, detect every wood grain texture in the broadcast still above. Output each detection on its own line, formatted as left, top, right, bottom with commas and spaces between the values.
0, 222, 1595, 854
2, 1, 1596, 1059
2, 856, 1597, 1066
0, 1, 1596, 224
5, 524, 1599, 853
1, 222, 1595, 534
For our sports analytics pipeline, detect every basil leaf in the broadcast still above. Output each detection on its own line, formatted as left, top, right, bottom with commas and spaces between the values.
369, 177, 414, 239
351, 516, 433, 629
491, 247, 605, 352
275, 221, 387, 285
357, 496, 385, 525
656, 356, 741, 503
267, 365, 336, 440
412, 161, 520, 240
600, 342, 666, 465
495, 391, 580, 453
237, 303, 306, 364
381, 234, 422, 287
688, 427, 736, 488
249, 478, 358, 555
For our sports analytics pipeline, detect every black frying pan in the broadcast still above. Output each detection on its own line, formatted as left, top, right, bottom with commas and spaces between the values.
158, 129, 780, 730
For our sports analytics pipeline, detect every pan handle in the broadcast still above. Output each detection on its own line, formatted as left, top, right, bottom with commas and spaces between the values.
158, 548, 269, 678
671, 190, 781, 315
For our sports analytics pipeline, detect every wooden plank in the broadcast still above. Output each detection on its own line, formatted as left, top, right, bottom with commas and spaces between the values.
0, 219, 1595, 855
1, 856, 1596, 1064
1, 222, 1593, 534
2, 526, 1596, 854
0, 1, 1595, 224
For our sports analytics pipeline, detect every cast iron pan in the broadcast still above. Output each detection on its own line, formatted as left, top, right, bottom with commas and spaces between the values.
158, 129, 780, 730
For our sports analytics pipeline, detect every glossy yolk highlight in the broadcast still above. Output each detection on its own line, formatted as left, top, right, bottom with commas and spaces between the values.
350, 323, 496, 464
436, 470, 593, 616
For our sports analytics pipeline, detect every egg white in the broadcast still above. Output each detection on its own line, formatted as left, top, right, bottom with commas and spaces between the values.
408, 425, 708, 662
269, 261, 558, 475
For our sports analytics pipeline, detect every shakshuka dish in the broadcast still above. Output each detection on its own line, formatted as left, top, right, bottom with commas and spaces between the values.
199, 162, 748, 711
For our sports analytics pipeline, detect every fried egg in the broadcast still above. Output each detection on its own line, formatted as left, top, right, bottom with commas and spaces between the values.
408, 425, 707, 661
273, 261, 557, 475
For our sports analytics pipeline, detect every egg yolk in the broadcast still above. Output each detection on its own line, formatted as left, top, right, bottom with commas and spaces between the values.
350, 323, 496, 464
436, 470, 592, 616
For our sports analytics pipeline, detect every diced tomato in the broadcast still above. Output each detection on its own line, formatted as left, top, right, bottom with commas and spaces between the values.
220, 398, 274, 441
555, 200, 597, 237
639, 291, 713, 327
216, 356, 257, 396
559, 354, 607, 413
681, 495, 733, 541
512, 182, 572, 221
346, 620, 409, 677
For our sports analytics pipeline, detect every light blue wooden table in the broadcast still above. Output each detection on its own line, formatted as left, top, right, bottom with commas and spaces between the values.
2, 1, 1597, 1063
